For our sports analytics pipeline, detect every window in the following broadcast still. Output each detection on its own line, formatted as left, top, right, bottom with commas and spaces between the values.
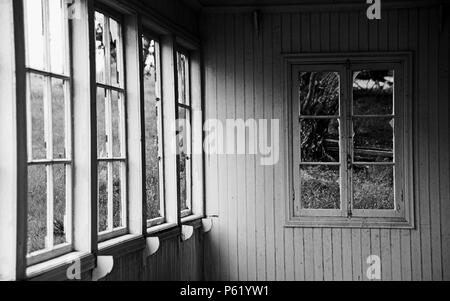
142, 34, 165, 227
95, 9, 127, 240
24, 0, 73, 264
288, 54, 413, 228
176, 50, 192, 218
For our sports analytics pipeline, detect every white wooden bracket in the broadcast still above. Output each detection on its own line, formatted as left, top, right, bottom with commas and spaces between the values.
202, 218, 213, 233
92, 256, 114, 281
143, 237, 160, 266
181, 225, 194, 241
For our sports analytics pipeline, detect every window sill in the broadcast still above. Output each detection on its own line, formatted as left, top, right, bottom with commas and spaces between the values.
181, 214, 204, 225
98, 234, 145, 257
27, 251, 95, 281
285, 215, 415, 229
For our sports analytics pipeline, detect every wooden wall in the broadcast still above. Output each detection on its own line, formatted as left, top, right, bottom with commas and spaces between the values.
101, 228, 204, 281
202, 4, 450, 281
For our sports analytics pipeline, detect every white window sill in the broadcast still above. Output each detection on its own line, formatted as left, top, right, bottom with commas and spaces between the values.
147, 222, 178, 236
181, 214, 204, 224
98, 234, 145, 257
27, 251, 95, 281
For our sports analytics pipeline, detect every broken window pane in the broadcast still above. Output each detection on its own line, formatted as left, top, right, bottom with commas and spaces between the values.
177, 109, 191, 212
353, 117, 394, 163
300, 165, 340, 209
143, 36, 163, 220
299, 71, 340, 116
177, 52, 189, 105
353, 165, 394, 210
353, 70, 394, 115
109, 18, 121, 86
300, 118, 340, 163
28, 165, 47, 254
95, 12, 106, 83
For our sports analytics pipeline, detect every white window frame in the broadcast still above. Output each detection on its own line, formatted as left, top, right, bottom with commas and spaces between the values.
285, 53, 414, 229
176, 48, 193, 219
23, 0, 73, 266
95, 6, 128, 242
142, 32, 166, 228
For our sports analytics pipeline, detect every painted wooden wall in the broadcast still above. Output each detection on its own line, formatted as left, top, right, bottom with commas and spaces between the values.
202, 4, 450, 281
101, 228, 204, 281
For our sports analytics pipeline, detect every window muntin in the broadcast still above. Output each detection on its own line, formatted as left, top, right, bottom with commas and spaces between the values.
292, 61, 405, 223
24, 0, 72, 264
95, 10, 127, 240
142, 35, 165, 227
176, 51, 192, 217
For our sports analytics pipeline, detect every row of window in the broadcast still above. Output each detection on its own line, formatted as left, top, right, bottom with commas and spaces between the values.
23, 0, 200, 265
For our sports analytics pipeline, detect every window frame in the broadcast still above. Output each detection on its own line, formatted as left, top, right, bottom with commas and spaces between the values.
285, 52, 414, 229
176, 46, 193, 219
142, 30, 166, 228
94, 5, 129, 242
23, 0, 74, 266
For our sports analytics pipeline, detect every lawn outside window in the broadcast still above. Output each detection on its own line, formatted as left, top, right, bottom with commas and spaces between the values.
286, 53, 414, 229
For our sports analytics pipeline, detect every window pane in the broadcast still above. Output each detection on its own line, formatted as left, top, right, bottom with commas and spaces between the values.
353, 165, 394, 210
109, 18, 121, 86
353, 117, 394, 162
300, 165, 340, 209
52, 78, 66, 159
53, 164, 67, 246
300, 118, 340, 163
95, 12, 106, 83
29, 74, 46, 160
177, 109, 191, 212
97, 88, 107, 158
111, 91, 123, 158
299, 71, 340, 116
28, 165, 47, 254
143, 37, 163, 220
353, 70, 394, 115
113, 162, 123, 228
177, 52, 189, 105
24, 0, 45, 70
48, 0, 66, 74
98, 162, 108, 232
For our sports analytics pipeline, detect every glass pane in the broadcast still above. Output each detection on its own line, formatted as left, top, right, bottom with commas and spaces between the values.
98, 162, 108, 232
353, 117, 394, 162
177, 108, 190, 211
300, 118, 340, 163
143, 37, 162, 220
300, 165, 340, 209
353, 165, 394, 210
97, 88, 107, 158
52, 78, 66, 159
53, 164, 67, 246
111, 91, 123, 158
353, 70, 394, 115
109, 18, 121, 86
299, 71, 340, 116
177, 52, 189, 105
24, 0, 45, 70
29, 74, 46, 160
95, 12, 106, 83
112, 162, 123, 228
28, 165, 47, 254
49, 0, 66, 74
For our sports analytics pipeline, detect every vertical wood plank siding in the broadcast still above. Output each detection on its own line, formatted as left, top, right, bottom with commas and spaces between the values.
202, 6, 450, 281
